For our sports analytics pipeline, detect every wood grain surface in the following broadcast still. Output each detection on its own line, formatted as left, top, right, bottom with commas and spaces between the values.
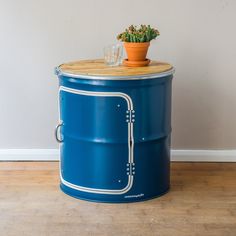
0, 162, 236, 236
59, 59, 173, 77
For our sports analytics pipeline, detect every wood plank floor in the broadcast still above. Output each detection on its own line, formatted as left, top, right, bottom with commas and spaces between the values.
0, 162, 235, 236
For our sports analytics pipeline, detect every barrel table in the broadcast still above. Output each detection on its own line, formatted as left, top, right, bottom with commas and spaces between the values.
55, 59, 174, 203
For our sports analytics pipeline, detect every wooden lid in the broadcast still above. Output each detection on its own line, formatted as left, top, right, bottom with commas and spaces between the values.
58, 59, 174, 80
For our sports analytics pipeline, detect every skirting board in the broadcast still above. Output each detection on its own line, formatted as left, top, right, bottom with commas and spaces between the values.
0, 149, 236, 162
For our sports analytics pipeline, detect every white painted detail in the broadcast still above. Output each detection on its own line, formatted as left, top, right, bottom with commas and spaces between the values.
124, 193, 144, 199
1, 149, 236, 162
58, 86, 135, 195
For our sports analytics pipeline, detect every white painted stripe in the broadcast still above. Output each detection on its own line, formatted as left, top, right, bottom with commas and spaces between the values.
58, 86, 135, 194
0, 149, 236, 162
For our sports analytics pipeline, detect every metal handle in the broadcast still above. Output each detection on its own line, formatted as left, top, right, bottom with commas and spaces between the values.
55, 123, 63, 143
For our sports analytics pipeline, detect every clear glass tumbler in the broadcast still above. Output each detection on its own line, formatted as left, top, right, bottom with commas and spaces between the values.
104, 43, 123, 66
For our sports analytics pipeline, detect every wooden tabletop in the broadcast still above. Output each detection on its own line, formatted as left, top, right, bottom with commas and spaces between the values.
59, 59, 173, 78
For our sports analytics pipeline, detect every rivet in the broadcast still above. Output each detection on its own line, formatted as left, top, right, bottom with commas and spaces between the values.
126, 110, 129, 113
132, 119, 135, 122
118, 180, 121, 183
132, 110, 135, 113
126, 168, 129, 171
132, 172, 135, 175
117, 104, 120, 107
126, 119, 129, 122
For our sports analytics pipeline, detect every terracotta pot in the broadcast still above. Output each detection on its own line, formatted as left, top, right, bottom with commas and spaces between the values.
124, 42, 150, 61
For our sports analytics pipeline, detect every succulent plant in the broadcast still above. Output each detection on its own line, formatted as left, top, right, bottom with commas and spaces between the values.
117, 25, 160, 43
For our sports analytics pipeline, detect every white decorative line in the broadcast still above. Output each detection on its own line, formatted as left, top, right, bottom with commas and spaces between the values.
58, 86, 135, 195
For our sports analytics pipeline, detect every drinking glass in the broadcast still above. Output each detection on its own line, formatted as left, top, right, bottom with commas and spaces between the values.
104, 43, 123, 66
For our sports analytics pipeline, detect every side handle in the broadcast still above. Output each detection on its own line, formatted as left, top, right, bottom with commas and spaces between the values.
55, 123, 63, 143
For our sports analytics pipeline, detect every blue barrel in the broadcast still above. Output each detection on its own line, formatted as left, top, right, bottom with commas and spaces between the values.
55, 60, 174, 203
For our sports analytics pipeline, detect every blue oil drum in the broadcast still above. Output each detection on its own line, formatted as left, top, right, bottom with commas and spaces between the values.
55, 60, 174, 203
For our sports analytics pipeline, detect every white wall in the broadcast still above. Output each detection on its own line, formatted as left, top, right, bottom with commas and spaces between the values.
0, 0, 236, 149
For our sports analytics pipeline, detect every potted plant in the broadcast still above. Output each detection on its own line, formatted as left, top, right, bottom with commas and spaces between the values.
117, 25, 160, 67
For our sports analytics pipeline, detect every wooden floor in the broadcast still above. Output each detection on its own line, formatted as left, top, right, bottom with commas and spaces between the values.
0, 162, 235, 236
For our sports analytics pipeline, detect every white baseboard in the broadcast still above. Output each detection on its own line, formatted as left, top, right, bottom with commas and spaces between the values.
0, 149, 59, 161
0, 149, 236, 162
171, 150, 236, 162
